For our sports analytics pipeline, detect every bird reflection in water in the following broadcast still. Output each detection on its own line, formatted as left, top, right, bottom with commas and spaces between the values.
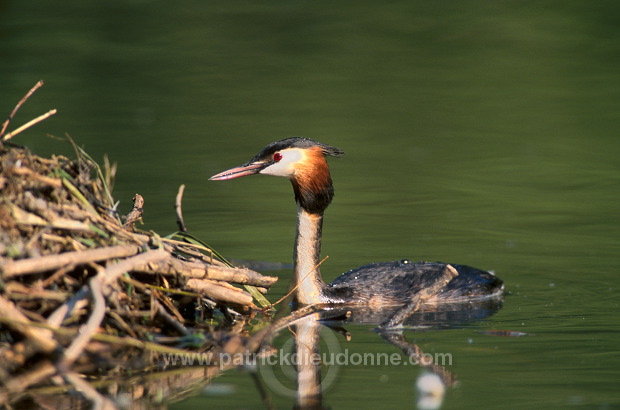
253, 297, 502, 409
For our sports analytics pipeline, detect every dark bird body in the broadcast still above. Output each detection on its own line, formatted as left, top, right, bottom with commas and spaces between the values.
210, 137, 503, 306
327, 260, 502, 306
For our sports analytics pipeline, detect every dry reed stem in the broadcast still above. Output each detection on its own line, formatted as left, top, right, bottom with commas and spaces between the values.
131, 257, 277, 287
58, 277, 106, 368
1, 245, 142, 278
7, 166, 63, 188
0, 296, 58, 354
97, 248, 169, 286
0, 80, 44, 138
46, 287, 90, 329
244, 305, 328, 354
1, 360, 57, 394
61, 371, 116, 410
175, 184, 187, 232
2, 109, 57, 142
184, 278, 254, 306
6, 316, 201, 355
154, 299, 191, 336
266, 256, 329, 309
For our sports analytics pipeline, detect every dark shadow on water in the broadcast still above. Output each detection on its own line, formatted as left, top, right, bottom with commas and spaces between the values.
322, 297, 504, 328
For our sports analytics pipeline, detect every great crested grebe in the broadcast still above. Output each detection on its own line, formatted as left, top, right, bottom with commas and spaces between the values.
210, 137, 503, 306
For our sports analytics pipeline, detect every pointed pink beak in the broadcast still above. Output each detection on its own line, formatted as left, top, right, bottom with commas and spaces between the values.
209, 162, 267, 181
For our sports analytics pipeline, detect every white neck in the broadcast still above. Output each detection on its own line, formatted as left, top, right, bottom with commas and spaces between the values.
293, 206, 328, 304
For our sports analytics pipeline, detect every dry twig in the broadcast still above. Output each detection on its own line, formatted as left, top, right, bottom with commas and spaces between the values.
1, 245, 142, 278
2, 110, 57, 142
1, 81, 44, 138
175, 184, 187, 232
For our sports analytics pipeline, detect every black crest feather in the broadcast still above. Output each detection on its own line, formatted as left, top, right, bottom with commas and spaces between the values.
248, 137, 344, 164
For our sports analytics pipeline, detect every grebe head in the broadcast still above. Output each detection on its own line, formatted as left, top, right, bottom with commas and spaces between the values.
210, 137, 344, 214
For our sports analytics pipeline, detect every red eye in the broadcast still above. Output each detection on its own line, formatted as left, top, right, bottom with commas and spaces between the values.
273, 152, 282, 162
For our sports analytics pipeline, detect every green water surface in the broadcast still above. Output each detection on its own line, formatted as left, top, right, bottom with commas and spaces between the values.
2, 1, 619, 408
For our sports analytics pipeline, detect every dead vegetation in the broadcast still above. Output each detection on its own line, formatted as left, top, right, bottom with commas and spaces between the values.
0, 83, 283, 408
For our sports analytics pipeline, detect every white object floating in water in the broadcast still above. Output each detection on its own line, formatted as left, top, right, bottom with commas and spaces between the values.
415, 372, 445, 410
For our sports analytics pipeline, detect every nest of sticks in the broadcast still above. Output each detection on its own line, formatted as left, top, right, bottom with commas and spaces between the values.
0, 83, 282, 407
